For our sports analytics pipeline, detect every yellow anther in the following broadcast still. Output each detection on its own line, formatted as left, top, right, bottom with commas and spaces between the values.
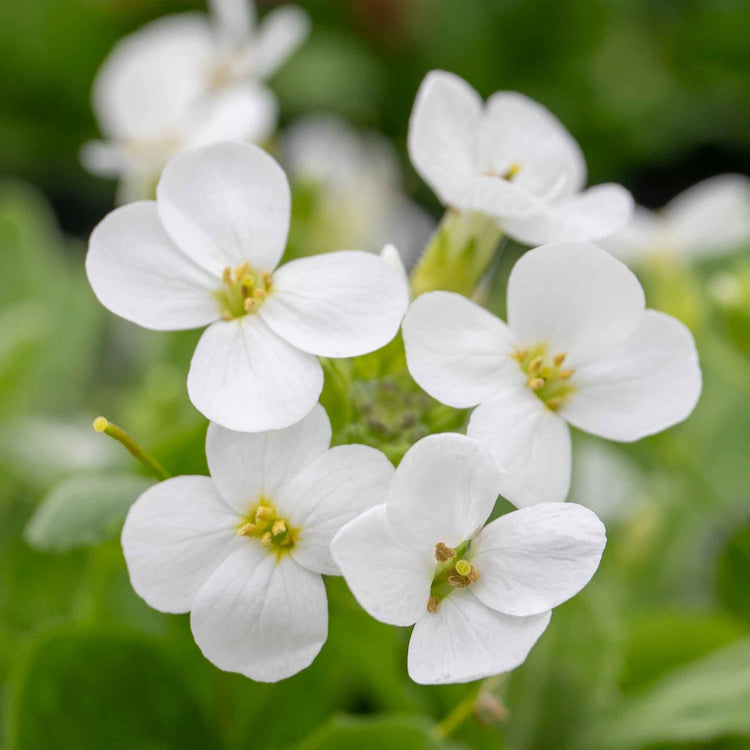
234, 261, 250, 280
466, 565, 480, 583
222, 267, 233, 284
435, 542, 456, 562
558, 368, 575, 380
427, 597, 440, 614
244, 298, 257, 312
546, 396, 563, 411
553, 352, 567, 367
503, 162, 521, 180
221, 310, 234, 321
237, 522, 257, 537
240, 274, 255, 289
263, 272, 272, 290
260, 531, 273, 548
253, 288, 267, 303
528, 356, 543, 374
271, 520, 287, 536
528, 377, 545, 390
455, 559, 471, 576
256, 506, 273, 523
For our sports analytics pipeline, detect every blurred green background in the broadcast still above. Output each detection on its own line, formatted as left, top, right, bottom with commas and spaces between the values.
1, 1, 749, 748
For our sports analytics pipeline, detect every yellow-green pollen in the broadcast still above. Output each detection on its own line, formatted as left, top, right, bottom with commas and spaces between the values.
215, 262, 273, 321
237, 499, 294, 552
427, 541, 480, 613
513, 345, 575, 411
484, 161, 521, 181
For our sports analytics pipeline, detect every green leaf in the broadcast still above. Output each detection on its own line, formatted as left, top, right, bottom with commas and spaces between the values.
716, 522, 750, 622
579, 637, 750, 748
5, 626, 219, 750
24, 473, 153, 552
292, 714, 451, 750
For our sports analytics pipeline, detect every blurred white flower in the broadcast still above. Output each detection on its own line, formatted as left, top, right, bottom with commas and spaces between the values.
403, 242, 701, 507
408, 71, 633, 245
602, 174, 750, 264
122, 405, 393, 682
282, 115, 435, 265
81, 0, 310, 201
86, 142, 408, 432
332, 433, 606, 685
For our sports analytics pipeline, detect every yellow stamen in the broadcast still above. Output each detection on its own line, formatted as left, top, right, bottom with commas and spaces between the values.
528, 377, 545, 390
256, 506, 273, 523
263, 272, 273, 290
271, 519, 287, 536
559, 368, 575, 380
260, 531, 273, 548
234, 261, 249, 280
553, 352, 567, 367
427, 597, 440, 614
237, 522, 257, 536
528, 356, 543, 374
546, 396, 563, 410
435, 542, 456, 562
244, 298, 256, 312
221, 309, 234, 321
254, 288, 267, 303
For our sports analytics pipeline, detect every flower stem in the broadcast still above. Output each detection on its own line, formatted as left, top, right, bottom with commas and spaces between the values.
431, 684, 480, 739
92, 416, 170, 481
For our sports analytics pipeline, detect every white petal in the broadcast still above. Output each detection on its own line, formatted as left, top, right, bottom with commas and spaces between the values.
80, 140, 128, 177
278, 445, 394, 575
205, 404, 331, 514
331, 505, 433, 626
507, 242, 645, 365
379, 244, 409, 293
185, 84, 278, 148
93, 14, 214, 140
402, 291, 522, 408
86, 201, 219, 330
387, 433, 503, 552
187, 316, 323, 432
468, 386, 571, 507
191, 549, 327, 682
209, 0, 255, 48
599, 206, 663, 264
252, 6, 310, 79
562, 310, 702, 441
480, 91, 586, 199
408, 71, 482, 207
471, 503, 606, 616
667, 174, 750, 258
501, 184, 634, 246
260, 251, 408, 357
121, 476, 242, 614
407, 590, 551, 684
157, 142, 290, 275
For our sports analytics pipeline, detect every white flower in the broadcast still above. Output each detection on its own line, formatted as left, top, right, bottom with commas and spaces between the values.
282, 114, 434, 265
81, 0, 309, 201
332, 433, 606, 685
122, 405, 394, 682
602, 174, 750, 265
86, 142, 409, 432
402, 241, 701, 507
408, 70, 634, 245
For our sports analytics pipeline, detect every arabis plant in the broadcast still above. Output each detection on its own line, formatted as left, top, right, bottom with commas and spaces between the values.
408, 71, 634, 246
81, 0, 309, 202
122, 405, 393, 682
86, 142, 409, 432
403, 241, 702, 507
332, 433, 606, 684
603, 174, 750, 266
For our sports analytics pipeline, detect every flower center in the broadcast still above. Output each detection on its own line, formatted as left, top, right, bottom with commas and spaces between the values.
237, 499, 294, 552
427, 541, 480, 613
483, 162, 521, 181
215, 262, 273, 321
512, 344, 575, 411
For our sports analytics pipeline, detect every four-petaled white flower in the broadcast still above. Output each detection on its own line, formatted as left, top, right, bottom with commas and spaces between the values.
408, 70, 634, 246
81, 0, 309, 202
282, 114, 435, 265
122, 404, 394, 682
332, 433, 606, 685
86, 141, 409, 432
403, 241, 702, 507
602, 174, 750, 265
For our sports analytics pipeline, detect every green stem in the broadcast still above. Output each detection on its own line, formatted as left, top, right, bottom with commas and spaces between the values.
93, 416, 170, 481
432, 684, 481, 739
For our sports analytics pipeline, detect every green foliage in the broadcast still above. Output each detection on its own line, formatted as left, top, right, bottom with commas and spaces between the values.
25, 474, 153, 552
5, 626, 220, 750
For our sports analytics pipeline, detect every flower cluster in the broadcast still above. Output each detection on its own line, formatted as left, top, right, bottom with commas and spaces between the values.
84, 26, 713, 686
